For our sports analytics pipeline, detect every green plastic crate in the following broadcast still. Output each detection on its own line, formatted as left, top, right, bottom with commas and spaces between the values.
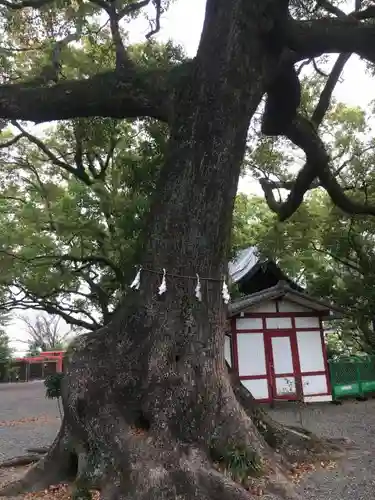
362, 380, 375, 393
332, 382, 361, 398
329, 356, 375, 400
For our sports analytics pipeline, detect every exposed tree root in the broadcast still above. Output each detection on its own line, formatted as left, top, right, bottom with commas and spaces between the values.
0, 419, 77, 497
73, 405, 282, 500
0, 448, 49, 470
26, 447, 49, 455
0, 455, 42, 468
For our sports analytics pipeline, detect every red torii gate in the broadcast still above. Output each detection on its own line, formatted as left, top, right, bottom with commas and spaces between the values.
15, 350, 64, 379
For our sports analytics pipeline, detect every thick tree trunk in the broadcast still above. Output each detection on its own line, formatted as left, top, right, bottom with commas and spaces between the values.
0, 1, 345, 499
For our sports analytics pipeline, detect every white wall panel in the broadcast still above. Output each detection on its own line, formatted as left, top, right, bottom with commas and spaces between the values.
295, 316, 320, 329
278, 300, 311, 313
241, 378, 269, 400
236, 317, 263, 331
237, 333, 266, 376
248, 301, 277, 313
266, 317, 292, 329
304, 395, 332, 403
224, 335, 232, 367
302, 375, 328, 395
275, 376, 296, 396
271, 336, 293, 374
297, 331, 325, 372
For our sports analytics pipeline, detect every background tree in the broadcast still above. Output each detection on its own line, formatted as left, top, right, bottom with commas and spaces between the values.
0, 312, 12, 362
235, 190, 375, 355
0, 38, 175, 330
0, 312, 13, 382
17, 314, 74, 356
0, 116, 166, 330
1, 1, 375, 500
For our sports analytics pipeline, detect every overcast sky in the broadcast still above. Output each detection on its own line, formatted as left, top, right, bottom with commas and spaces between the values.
8, 0, 375, 353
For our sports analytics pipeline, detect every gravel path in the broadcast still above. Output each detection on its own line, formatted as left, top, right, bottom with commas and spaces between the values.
1, 383, 375, 499
268, 400, 375, 500
0, 381, 60, 461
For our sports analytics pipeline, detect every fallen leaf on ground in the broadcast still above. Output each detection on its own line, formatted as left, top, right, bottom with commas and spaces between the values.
0, 415, 59, 428
0, 482, 100, 500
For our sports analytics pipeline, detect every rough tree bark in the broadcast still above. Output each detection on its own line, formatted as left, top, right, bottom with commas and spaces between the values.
0, 0, 371, 498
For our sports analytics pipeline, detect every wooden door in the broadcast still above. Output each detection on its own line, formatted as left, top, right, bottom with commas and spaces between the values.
266, 331, 299, 401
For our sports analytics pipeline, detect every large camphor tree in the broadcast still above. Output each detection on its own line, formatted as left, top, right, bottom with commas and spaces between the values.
2, 0, 375, 499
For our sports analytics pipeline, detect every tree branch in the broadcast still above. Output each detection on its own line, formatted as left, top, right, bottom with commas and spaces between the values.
312, 58, 329, 77
311, 52, 351, 126
0, 65, 176, 123
318, 163, 375, 216
355, 6, 375, 21
0, 133, 24, 148
146, 0, 162, 39
0, 0, 54, 9
13, 281, 101, 327
12, 121, 93, 185
90, 0, 130, 69
81, 273, 111, 323
0, 249, 123, 282
260, 50, 352, 219
21, 31, 82, 87
91, 0, 151, 19
98, 137, 120, 180
260, 114, 330, 220
282, 119, 375, 219
88, 0, 157, 68
316, 0, 347, 19
1, 289, 100, 331
109, 11, 128, 69
284, 117, 375, 219
288, 17, 375, 64
310, 241, 361, 273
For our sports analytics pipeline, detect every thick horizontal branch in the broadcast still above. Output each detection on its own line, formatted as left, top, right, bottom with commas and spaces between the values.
288, 17, 375, 63
0, 65, 179, 123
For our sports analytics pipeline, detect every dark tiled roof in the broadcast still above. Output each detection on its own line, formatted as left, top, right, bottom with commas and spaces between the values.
228, 281, 344, 319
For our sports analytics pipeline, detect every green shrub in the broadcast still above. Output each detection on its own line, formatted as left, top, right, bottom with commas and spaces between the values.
44, 372, 64, 400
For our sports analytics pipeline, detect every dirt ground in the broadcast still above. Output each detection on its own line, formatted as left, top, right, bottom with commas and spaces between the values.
1, 382, 375, 499
0, 381, 61, 498
0, 381, 60, 461
268, 400, 375, 500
